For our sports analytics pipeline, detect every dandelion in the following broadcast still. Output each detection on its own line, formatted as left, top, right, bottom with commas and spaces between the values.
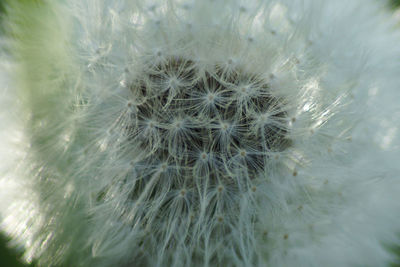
1, 0, 400, 266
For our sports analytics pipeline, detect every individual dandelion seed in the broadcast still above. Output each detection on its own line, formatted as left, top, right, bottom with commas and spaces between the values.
1, 1, 400, 267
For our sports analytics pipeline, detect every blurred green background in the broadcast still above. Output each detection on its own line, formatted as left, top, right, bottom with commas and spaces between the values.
0, 234, 30, 267
0, 1, 33, 267
392, 0, 400, 8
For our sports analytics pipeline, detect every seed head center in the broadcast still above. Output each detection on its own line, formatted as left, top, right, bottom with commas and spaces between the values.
127, 57, 290, 182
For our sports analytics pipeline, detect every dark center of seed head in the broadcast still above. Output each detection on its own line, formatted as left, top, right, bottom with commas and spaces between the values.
128, 57, 291, 180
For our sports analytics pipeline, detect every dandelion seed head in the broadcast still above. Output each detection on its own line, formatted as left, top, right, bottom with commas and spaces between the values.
1, 0, 400, 267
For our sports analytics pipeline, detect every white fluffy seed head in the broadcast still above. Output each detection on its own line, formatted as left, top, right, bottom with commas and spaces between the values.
1, 0, 400, 267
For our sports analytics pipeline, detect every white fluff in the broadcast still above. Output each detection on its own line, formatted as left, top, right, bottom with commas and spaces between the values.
1, 0, 400, 266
